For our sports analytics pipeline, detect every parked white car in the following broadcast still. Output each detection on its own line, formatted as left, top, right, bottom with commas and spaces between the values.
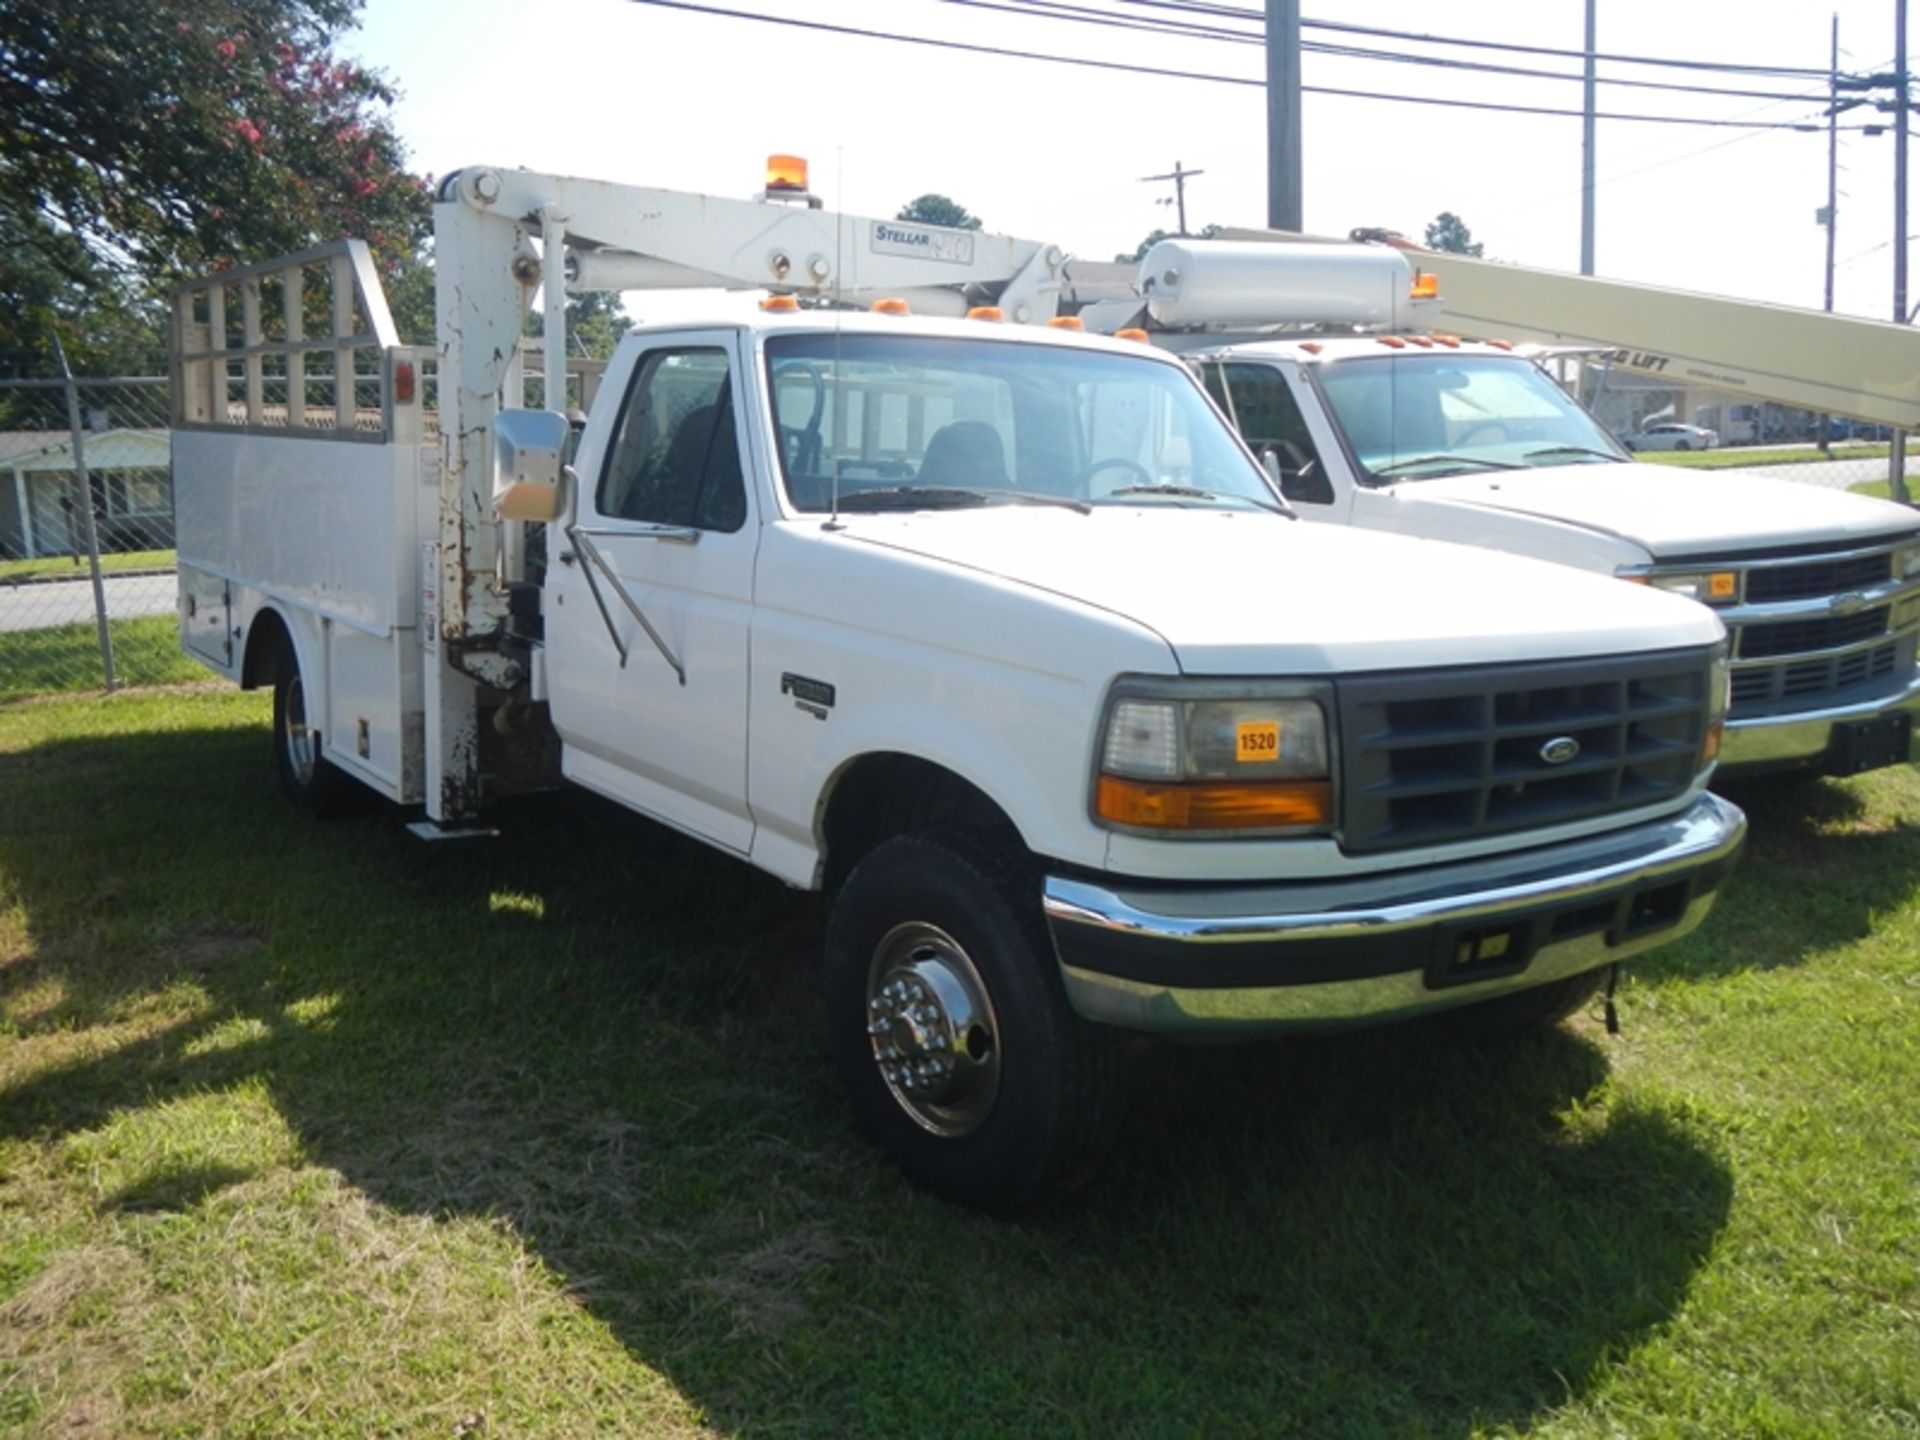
1625, 422, 1719, 452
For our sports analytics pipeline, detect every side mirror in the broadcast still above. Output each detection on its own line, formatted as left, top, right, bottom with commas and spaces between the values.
492, 409, 573, 523
1260, 447, 1284, 489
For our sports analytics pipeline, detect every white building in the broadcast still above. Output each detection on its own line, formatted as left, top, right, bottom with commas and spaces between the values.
0, 429, 173, 561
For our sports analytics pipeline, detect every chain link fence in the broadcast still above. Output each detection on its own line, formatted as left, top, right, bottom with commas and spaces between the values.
0, 375, 201, 704
1731, 442, 1918, 501
1, 360, 1913, 708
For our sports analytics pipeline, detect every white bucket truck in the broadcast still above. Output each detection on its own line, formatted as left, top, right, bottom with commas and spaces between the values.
1104, 238, 1920, 782
172, 164, 1744, 1213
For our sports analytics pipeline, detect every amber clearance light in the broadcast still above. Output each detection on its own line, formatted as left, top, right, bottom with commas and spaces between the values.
1097, 776, 1332, 831
1702, 720, 1723, 766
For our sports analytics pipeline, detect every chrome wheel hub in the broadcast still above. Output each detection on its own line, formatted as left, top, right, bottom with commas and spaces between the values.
284, 674, 317, 784
865, 922, 1001, 1138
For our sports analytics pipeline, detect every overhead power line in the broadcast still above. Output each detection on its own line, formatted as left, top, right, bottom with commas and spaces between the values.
1304, 15, 1835, 80
949, 0, 1835, 103
628, 0, 1852, 131
934, 1, 1831, 100
1109, 1, 1836, 78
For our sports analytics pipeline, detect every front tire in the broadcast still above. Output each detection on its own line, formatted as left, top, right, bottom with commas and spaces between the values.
272, 643, 357, 817
825, 829, 1124, 1215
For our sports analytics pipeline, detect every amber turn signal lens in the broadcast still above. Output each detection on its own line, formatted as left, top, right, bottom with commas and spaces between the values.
1409, 271, 1440, 299
1096, 776, 1333, 831
1702, 720, 1723, 765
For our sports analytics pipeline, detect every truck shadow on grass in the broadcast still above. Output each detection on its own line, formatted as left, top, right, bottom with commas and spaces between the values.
7, 717, 1897, 1435
1635, 772, 1920, 986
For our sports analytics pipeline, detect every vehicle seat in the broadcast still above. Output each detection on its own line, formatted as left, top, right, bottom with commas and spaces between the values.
918, 420, 1010, 489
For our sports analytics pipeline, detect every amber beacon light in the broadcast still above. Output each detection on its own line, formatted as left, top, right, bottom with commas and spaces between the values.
765, 154, 810, 193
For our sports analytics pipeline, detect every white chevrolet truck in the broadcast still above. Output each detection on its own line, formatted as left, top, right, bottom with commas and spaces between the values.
172, 167, 1744, 1213
1111, 239, 1920, 782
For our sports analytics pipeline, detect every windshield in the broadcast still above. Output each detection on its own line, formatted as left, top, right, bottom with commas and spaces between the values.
1315, 354, 1629, 481
763, 333, 1279, 513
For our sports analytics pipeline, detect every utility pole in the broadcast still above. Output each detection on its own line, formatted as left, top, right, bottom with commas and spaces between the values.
1581, 0, 1597, 275
1820, 12, 1838, 453
1141, 161, 1205, 237
1266, 0, 1303, 231
1895, 0, 1911, 503
1825, 14, 1839, 316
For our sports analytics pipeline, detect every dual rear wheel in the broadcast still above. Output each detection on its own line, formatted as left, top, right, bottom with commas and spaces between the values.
271, 643, 357, 817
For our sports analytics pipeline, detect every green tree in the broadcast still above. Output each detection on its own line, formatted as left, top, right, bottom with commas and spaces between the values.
0, 212, 169, 379
1423, 212, 1485, 257
0, 0, 432, 363
1116, 223, 1221, 263
525, 290, 633, 362
896, 194, 983, 231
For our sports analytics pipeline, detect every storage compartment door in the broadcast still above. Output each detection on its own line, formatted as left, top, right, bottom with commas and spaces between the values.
179, 565, 233, 671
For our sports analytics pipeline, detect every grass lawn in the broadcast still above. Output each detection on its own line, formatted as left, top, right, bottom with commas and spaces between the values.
1641, 444, 1889, 470
0, 550, 175, 584
0, 616, 204, 705
1847, 479, 1920, 505
1, 689, 1917, 1436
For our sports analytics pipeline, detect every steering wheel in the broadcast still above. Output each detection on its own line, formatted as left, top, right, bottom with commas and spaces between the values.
1455, 422, 1512, 447
1073, 456, 1154, 494
774, 360, 826, 472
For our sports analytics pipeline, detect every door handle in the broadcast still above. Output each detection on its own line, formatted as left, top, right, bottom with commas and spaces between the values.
558, 550, 578, 566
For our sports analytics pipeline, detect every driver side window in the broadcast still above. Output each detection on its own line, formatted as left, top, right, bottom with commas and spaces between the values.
596, 349, 747, 532
1210, 363, 1334, 505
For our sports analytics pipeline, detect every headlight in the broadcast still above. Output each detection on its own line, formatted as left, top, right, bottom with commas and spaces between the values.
1892, 541, 1920, 581
1095, 682, 1334, 835
1702, 650, 1731, 769
1644, 569, 1739, 604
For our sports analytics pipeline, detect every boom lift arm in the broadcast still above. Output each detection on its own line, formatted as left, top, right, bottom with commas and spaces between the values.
427, 164, 1068, 819
1206, 227, 1920, 434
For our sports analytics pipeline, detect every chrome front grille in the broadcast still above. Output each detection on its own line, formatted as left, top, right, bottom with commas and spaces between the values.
1337, 649, 1713, 855
1662, 536, 1920, 719
1738, 607, 1889, 659
1730, 640, 1900, 708
1743, 551, 1890, 604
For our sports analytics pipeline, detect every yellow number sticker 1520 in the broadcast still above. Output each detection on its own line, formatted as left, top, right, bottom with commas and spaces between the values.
1236, 721, 1280, 762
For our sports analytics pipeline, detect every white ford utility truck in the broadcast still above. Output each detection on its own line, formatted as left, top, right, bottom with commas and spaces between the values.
1099, 238, 1920, 782
172, 165, 1744, 1213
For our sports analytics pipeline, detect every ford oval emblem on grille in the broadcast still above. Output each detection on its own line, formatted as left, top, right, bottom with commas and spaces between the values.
1539, 736, 1581, 765
1830, 591, 1869, 616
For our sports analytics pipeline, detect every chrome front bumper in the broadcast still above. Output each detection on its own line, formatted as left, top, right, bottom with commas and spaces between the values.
1043, 793, 1747, 1036
1718, 673, 1920, 776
